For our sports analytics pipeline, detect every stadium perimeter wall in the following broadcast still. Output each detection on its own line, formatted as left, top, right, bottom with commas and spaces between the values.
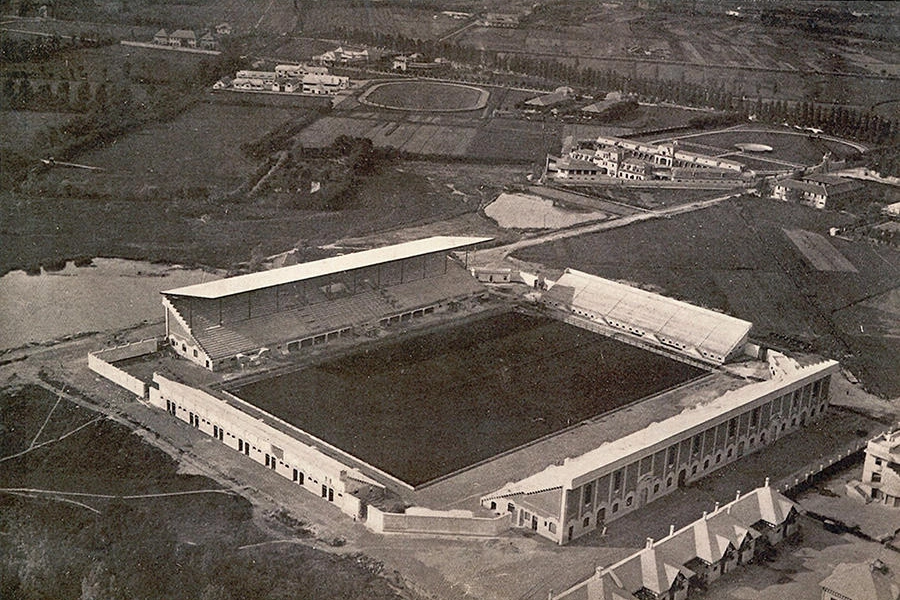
148, 374, 364, 520
148, 374, 517, 538
88, 338, 158, 397
366, 506, 511, 537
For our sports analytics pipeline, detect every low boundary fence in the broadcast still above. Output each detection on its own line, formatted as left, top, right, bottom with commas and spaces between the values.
367, 506, 511, 537
774, 434, 877, 497
88, 338, 158, 398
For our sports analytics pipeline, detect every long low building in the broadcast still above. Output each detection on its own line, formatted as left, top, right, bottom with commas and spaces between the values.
480, 353, 838, 544
543, 269, 752, 365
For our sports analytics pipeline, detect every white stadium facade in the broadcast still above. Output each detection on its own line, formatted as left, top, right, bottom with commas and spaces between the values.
93, 236, 838, 543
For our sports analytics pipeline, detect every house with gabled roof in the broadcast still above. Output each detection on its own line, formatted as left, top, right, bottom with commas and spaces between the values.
606, 543, 692, 600
655, 517, 737, 587
168, 29, 196, 48
552, 482, 800, 600
153, 28, 168, 45
198, 31, 217, 50
723, 483, 800, 545
703, 508, 761, 565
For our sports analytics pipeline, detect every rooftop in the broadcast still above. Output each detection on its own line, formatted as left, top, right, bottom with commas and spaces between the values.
546, 268, 752, 359
820, 562, 900, 600
775, 179, 827, 195
162, 236, 491, 299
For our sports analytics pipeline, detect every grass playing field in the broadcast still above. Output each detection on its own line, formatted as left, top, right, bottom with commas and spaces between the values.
230, 311, 706, 487
362, 81, 488, 112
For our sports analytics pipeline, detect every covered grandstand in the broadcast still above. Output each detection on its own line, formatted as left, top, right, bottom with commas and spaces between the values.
161, 236, 491, 370
543, 269, 752, 365
480, 355, 838, 544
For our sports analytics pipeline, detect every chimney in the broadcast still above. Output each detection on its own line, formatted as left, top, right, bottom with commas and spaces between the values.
669, 524, 675, 536
764, 477, 770, 488
645, 537, 654, 549
735, 490, 741, 501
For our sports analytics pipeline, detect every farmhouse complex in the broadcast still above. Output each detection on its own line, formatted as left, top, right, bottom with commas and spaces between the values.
547, 135, 750, 184
93, 237, 838, 545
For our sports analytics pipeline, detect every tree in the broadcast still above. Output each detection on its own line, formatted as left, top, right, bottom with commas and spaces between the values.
91, 83, 107, 110
56, 80, 70, 108
73, 81, 91, 111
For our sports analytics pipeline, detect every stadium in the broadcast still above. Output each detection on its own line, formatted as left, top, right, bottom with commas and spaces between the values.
131, 236, 837, 544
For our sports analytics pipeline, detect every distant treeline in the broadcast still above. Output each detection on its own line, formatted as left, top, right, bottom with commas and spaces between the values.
0, 33, 115, 64
335, 27, 898, 150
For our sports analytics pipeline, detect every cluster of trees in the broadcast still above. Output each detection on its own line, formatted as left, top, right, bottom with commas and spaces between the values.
864, 146, 900, 179
0, 77, 129, 112
0, 33, 115, 64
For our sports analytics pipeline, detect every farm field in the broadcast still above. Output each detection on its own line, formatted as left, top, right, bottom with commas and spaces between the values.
295, 112, 560, 165
296, 115, 478, 157
0, 384, 406, 600
2, 43, 213, 88
231, 311, 706, 487
29, 102, 303, 200
0, 157, 513, 276
514, 197, 900, 398
453, 7, 900, 105
0, 110, 74, 151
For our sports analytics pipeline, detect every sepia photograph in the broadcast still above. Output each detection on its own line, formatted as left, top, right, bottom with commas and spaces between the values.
1, 1, 898, 598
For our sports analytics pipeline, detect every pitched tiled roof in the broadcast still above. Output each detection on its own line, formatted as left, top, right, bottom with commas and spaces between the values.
820, 563, 900, 600
609, 547, 688, 596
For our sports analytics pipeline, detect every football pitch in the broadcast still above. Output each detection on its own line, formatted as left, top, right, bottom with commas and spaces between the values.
230, 311, 706, 486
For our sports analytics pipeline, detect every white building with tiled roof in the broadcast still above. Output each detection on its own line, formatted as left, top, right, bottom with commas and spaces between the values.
553, 483, 800, 599
860, 428, 900, 509
481, 329, 836, 544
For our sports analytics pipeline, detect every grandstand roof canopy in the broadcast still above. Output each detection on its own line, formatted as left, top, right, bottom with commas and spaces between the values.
163, 236, 492, 299
548, 269, 752, 359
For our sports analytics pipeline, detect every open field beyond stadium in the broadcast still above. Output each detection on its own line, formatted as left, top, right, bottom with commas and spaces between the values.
230, 311, 706, 487
514, 197, 900, 398
648, 128, 864, 166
